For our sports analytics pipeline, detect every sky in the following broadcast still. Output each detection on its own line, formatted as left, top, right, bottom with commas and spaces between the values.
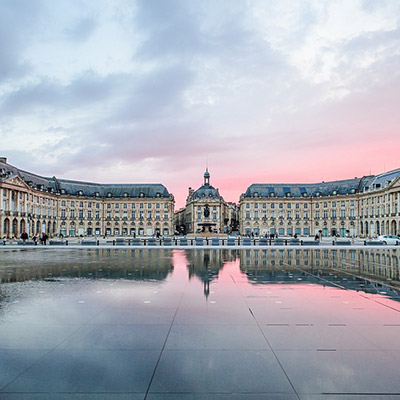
0, 0, 399, 208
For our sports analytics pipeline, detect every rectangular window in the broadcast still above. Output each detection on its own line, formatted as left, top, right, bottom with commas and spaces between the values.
88, 210, 92, 218
131, 211, 136, 219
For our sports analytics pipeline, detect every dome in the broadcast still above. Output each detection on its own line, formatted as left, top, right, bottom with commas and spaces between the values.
192, 184, 221, 199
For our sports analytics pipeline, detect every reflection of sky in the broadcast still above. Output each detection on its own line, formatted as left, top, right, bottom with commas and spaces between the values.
1, 248, 400, 394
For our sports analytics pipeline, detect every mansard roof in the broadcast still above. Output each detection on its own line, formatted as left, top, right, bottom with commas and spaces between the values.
243, 176, 372, 198
0, 160, 171, 198
191, 184, 222, 200
364, 168, 400, 190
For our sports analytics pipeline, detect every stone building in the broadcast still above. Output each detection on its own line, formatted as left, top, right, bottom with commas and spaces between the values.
239, 169, 400, 238
0, 158, 174, 239
175, 169, 237, 234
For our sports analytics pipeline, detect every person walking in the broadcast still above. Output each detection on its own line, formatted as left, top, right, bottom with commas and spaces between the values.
41, 232, 48, 245
21, 231, 28, 244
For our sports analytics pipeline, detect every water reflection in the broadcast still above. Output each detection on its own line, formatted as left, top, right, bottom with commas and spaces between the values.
0, 249, 174, 283
0, 248, 399, 299
1, 248, 400, 396
240, 248, 400, 302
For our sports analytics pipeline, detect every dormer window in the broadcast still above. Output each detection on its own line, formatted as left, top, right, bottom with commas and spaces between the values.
60, 189, 66, 194
302, 192, 308, 197
270, 193, 275, 197
139, 192, 145, 198
94, 192, 100, 197
107, 192, 112, 198
316, 192, 320, 197
254, 192, 258, 198
350, 188, 356, 194
156, 192, 161, 198
78, 190, 83, 196
332, 190, 337, 195
123, 192, 129, 198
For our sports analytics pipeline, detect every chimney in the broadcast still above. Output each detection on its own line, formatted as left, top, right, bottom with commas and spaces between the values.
0, 157, 7, 164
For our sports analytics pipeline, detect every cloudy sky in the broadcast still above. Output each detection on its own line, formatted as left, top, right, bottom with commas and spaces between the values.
1, 0, 399, 208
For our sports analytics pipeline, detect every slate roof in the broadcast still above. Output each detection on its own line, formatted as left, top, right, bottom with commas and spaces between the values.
0, 160, 171, 198
191, 184, 222, 199
243, 176, 373, 198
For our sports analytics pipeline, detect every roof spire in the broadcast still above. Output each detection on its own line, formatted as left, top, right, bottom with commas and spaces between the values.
204, 166, 210, 186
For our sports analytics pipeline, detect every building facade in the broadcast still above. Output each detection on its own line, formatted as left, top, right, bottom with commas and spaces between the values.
175, 169, 238, 234
0, 158, 174, 238
1, 156, 399, 239
239, 169, 400, 238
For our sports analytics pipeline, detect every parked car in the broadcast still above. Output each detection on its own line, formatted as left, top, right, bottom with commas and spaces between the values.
377, 235, 400, 245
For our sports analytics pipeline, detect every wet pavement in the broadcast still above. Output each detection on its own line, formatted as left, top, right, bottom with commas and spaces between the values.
0, 248, 399, 399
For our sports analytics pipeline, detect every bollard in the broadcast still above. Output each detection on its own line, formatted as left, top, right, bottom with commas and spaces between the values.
175, 239, 177, 245
97, 240, 99, 246
3, 240, 5, 246
332, 240, 335, 245
238, 238, 240, 245
144, 239, 146, 246
206, 238, 209, 245
222, 239, 224, 245
269, 238, 271, 246
160, 239, 162, 246
253, 239, 256, 246
66, 240, 68, 246
191, 239, 193, 246
128, 239, 130, 246
300, 240, 303, 246
113, 240, 115, 246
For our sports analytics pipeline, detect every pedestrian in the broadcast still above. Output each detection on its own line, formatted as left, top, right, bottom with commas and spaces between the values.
41, 232, 48, 245
21, 231, 28, 244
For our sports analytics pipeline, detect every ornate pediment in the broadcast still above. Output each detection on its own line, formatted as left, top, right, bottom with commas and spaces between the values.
3, 175, 30, 189
389, 176, 400, 190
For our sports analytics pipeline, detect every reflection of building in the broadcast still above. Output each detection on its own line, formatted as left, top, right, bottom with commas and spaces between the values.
186, 249, 237, 298
0, 158, 174, 238
238, 248, 400, 289
0, 248, 174, 283
239, 168, 400, 238
176, 169, 237, 234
